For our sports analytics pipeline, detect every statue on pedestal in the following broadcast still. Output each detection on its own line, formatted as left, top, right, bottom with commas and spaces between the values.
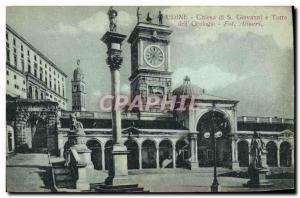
249, 131, 265, 169
244, 131, 271, 188
158, 10, 163, 25
108, 6, 118, 32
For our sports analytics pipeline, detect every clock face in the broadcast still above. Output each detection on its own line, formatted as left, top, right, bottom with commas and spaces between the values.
144, 45, 164, 68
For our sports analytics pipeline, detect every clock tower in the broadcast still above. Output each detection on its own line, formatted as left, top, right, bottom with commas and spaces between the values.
128, 22, 173, 112
72, 61, 86, 111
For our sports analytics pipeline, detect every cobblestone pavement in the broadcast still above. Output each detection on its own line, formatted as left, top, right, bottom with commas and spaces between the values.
6, 154, 294, 193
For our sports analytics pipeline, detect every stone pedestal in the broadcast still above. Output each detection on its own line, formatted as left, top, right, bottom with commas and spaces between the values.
244, 167, 272, 188
76, 164, 90, 191
105, 144, 130, 185
231, 161, 240, 171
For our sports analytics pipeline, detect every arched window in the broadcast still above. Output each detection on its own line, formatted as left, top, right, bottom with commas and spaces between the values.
237, 140, 249, 167
28, 86, 32, 99
266, 141, 278, 167
35, 89, 38, 99
280, 142, 292, 167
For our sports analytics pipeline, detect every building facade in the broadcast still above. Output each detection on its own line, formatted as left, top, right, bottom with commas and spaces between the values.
6, 25, 67, 110
7, 22, 294, 174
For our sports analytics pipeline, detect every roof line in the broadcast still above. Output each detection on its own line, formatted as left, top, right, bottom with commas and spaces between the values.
6, 24, 68, 77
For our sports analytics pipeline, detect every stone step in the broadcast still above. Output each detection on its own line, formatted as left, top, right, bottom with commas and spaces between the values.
55, 173, 74, 181
91, 184, 148, 193
56, 180, 76, 189
54, 167, 71, 174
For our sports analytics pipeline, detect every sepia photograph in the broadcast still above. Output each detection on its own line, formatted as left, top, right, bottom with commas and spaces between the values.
5, 5, 295, 193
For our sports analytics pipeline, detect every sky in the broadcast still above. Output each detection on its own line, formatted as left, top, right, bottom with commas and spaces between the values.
6, 6, 294, 118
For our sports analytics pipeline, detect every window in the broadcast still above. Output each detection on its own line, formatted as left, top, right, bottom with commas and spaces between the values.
23, 80, 25, 85
27, 50, 30, 56
28, 86, 32, 98
39, 59, 42, 64
45, 77, 48, 86
28, 65, 31, 74
21, 60, 24, 71
13, 38, 16, 46
21, 53, 24, 58
45, 64, 47, 68
39, 67, 43, 80
6, 71, 9, 75
35, 89, 38, 99
6, 42, 9, 48
6, 49, 10, 64
14, 75, 16, 79
41, 92, 43, 100
6, 32, 8, 40
34, 55, 37, 61
21, 45, 23, 51
14, 54, 17, 66
13, 48, 16, 53
7, 80, 9, 85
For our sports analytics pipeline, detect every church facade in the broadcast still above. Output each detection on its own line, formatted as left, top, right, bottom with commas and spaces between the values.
7, 22, 294, 174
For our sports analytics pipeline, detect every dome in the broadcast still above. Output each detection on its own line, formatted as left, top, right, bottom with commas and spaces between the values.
173, 76, 205, 97
73, 67, 84, 81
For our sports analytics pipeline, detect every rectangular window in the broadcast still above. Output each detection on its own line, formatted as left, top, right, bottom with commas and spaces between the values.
21, 45, 23, 51
6, 49, 10, 64
13, 48, 16, 53
6, 70, 9, 75
21, 60, 24, 71
27, 50, 30, 56
34, 55, 37, 61
14, 55, 17, 67
6, 42, 9, 48
40, 59, 42, 64
6, 32, 8, 40
7, 80, 9, 85
14, 75, 16, 79
13, 38, 16, 46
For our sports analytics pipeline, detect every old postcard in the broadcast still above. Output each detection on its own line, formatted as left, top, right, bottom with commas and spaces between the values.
6, 6, 294, 193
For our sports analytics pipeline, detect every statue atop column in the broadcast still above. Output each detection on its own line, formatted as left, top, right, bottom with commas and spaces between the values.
158, 10, 163, 25
136, 7, 141, 23
249, 131, 265, 169
108, 6, 118, 32
146, 12, 152, 23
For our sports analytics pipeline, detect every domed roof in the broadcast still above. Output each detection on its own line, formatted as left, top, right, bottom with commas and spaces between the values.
73, 67, 84, 81
173, 76, 205, 97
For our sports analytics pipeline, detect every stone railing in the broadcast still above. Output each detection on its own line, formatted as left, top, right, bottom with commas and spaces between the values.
238, 116, 294, 124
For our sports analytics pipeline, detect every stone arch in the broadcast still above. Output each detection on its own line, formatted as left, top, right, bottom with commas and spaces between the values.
124, 139, 139, 169
35, 88, 39, 99
237, 140, 249, 167
141, 139, 156, 169
86, 139, 102, 170
194, 108, 233, 132
266, 141, 278, 167
280, 141, 292, 167
196, 110, 232, 167
31, 117, 47, 152
105, 140, 113, 170
159, 139, 173, 168
28, 86, 33, 99
176, 139, 190, 168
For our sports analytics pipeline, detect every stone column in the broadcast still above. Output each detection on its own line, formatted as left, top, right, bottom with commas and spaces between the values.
277, 146, 280, 167
172, 142, 176, 168
15, 106, 30, 152
138, 144, 142, 170
156, 142, 160, 168
189, 131, 199, 170
231, 135, 240, 171
291, 145, 294, 168
46, 109, 59, 155
101, 31, 129, 186
101, 144, 105, 170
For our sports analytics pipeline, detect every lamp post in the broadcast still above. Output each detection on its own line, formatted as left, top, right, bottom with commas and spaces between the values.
204, 111, 223, 192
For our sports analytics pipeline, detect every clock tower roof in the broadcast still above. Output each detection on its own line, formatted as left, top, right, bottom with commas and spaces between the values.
173, 76, 205, 97
128, 22, 172, 44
